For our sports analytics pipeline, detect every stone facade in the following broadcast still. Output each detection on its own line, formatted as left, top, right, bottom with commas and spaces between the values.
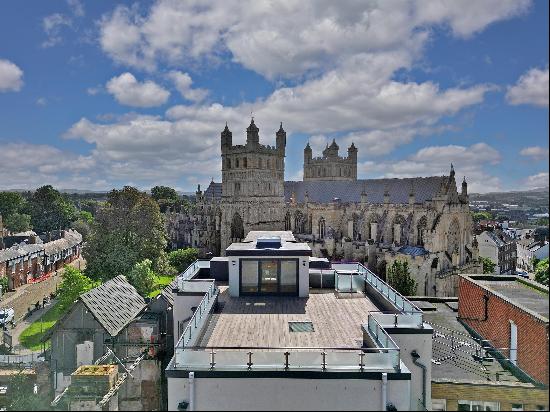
166, 120, 482, 296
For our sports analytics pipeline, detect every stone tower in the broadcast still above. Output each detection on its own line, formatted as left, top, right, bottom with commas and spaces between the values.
303, 139, 357, 181
220, 119, 286, 253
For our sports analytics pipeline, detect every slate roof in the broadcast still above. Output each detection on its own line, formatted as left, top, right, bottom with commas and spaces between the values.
203, 176, 447, 204
397, 246, 429, 257
43, 230, 83, 256
284, 177, 447, 204
80, 275, 147, 336
0, 243, 45, 263
159, 279, 177, 307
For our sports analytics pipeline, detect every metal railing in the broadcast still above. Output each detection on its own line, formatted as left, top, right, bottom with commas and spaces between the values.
175, 281, 218, 351
177, 259, 211, 289
175, 345, 400, 371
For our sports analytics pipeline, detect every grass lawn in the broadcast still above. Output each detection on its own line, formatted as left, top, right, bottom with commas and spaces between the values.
148, 275, 175, 298
19, 302, 66, 351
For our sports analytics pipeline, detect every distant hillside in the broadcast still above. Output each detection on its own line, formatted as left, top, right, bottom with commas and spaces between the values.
470, 186, 549, 210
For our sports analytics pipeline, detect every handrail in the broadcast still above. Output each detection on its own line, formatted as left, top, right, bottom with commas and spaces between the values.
367, 316, 400, 350
183, 345, 400, 352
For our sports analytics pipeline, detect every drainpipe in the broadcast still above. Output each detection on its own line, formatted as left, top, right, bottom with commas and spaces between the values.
411, 350, 426, 409
189, 372, 195, 411
381, 372, 388, 411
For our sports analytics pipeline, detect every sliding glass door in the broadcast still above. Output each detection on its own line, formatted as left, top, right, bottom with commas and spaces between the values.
239, 259, 298, 296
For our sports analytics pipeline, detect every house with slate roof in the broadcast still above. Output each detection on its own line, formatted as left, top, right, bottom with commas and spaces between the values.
165, 120, 482, 296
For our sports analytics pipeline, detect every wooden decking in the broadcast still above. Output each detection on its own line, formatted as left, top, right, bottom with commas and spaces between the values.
198, 286, 379, 348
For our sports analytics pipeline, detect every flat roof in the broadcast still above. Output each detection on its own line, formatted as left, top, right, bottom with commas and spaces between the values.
415, 300, 521, 384
197, 286, 378, 348
226, 232, 312, 256
473, 277, 549, 319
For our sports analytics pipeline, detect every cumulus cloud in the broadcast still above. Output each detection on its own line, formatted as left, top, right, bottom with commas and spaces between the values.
106, 72, 170, 107
0, 59, 23, 92
359, 143, 503, 193
167, 71, 208, 102
523, 172, 549, 189
520, 146, 549, 161
506, 67, 549, 107
67, 0, 84, 17
98, 0, 530, 78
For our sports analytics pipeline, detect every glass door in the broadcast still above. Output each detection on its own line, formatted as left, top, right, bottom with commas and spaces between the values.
260, 260, 278, 293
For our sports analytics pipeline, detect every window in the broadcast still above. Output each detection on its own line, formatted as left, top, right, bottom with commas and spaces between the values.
511, 404, 523, 411
458, 400, 499, 411
289, 321, 314, 332
280, 260, 297, 294
236, 158, 240, 168
243, 157, 247, 168
260, 260, 278, 293
241, 260, 258, 293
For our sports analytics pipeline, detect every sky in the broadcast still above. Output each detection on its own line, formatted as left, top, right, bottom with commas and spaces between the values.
0, 0, 548, 193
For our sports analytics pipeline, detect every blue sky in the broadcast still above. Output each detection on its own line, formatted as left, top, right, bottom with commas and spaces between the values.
0, 0, 548, 193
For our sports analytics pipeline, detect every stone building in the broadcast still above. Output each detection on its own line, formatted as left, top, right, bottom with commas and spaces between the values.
166, 120, 481, 296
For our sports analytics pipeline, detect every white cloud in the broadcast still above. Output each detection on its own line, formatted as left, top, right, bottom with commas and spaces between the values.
506, 67, 549, 107
36, 97, 47, 106
106, 72, 170, 107
98, 0, 530, 79
359, 143, 503, 193
67, 0, 84, 17
523, 172, 549, 189
167, 71, 208, 102
0, 59, 23, 92
520, 146, 549, 161
42, 13, 72, 48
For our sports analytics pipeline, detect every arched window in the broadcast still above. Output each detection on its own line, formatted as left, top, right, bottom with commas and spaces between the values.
259, 158, 263, 168
227, 158, 231, 169
285, 211, 292, 231
231, 213, 244, 240
294, 212, 305, 233
243, 157, 247, 168
417, 216, 427, 247
236, 158, 240, 168
318, 217, 326, 239
447, 218, 461, 255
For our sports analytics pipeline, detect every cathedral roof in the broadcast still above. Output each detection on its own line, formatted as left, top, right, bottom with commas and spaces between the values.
204, 176, 447, 204
283, 176, 447, 204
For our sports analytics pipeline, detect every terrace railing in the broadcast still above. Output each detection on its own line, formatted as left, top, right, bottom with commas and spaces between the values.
177, 259, 211, 289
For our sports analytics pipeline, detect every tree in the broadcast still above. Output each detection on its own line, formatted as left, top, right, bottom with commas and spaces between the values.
84, 186, 168, 282
0, 192, 26, 218
472, 211, 492, 222
6, 370, 51, 410
387, 260, 417, 296
481, 257, 496, 274
168, 248, 199, 273
534, 258, 549, 286
78, 210, 94, 224
58, 265, 94, 311
3, 212, 31, 233
127, 259, 157, 296
151, 186, 179, 202
71, 218, 91, 241
27, 185, 77, 233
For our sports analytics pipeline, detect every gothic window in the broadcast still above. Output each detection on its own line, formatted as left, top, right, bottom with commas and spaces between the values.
259, 158, 263, 168
285, 211, 292, 231
318, 217, 326, 239
231, 213, 244, 241
308, 215, 313, 234
243, 157, 248, 168
267, 159, 271, 169
417, 216, 427, 247
392, 215, 406, 245
447, 217, 461, 255
227, 158, 231, 169
236, 158, 240, 168
234, 182, 241, 193
317, 168, 320, 177
294, 211, 305, 233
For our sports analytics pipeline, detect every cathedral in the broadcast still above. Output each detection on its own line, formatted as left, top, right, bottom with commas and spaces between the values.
166, 119, 482, 296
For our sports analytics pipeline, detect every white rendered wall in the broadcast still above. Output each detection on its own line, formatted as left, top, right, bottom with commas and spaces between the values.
168, 375, 410, 411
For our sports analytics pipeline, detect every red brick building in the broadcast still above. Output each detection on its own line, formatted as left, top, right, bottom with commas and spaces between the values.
458, 274, 549, 386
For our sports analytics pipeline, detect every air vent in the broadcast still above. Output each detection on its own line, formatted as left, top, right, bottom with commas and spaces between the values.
289, 321, 314, 333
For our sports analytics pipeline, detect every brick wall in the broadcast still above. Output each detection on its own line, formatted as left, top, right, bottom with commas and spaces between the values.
458, 276, 549, 385
432, 380, 549, 411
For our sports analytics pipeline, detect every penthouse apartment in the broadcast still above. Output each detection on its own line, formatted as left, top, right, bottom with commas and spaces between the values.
166, 231, 434, 411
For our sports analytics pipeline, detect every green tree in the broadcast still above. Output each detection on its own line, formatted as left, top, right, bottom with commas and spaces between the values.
151, 185, 179, 202
27, 185, 77, 233
534, 258, 549, 286
481, 257, 496, 274
58, 265, 94, 311
6, 370, 51, 410
71, 218, 91, 241
78, 210, 94, 224
535, 217, 549, 227
3, 212, 31, 233
84, 186, 168, 282
472, 211, 492, 222
127, 259, 157, 296
0, 192, 26, 218
168, 248, 199, 273
387, 260, 417, 296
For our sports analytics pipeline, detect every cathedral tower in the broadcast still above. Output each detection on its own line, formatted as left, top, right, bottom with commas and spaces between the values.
303, 139, 357, 181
